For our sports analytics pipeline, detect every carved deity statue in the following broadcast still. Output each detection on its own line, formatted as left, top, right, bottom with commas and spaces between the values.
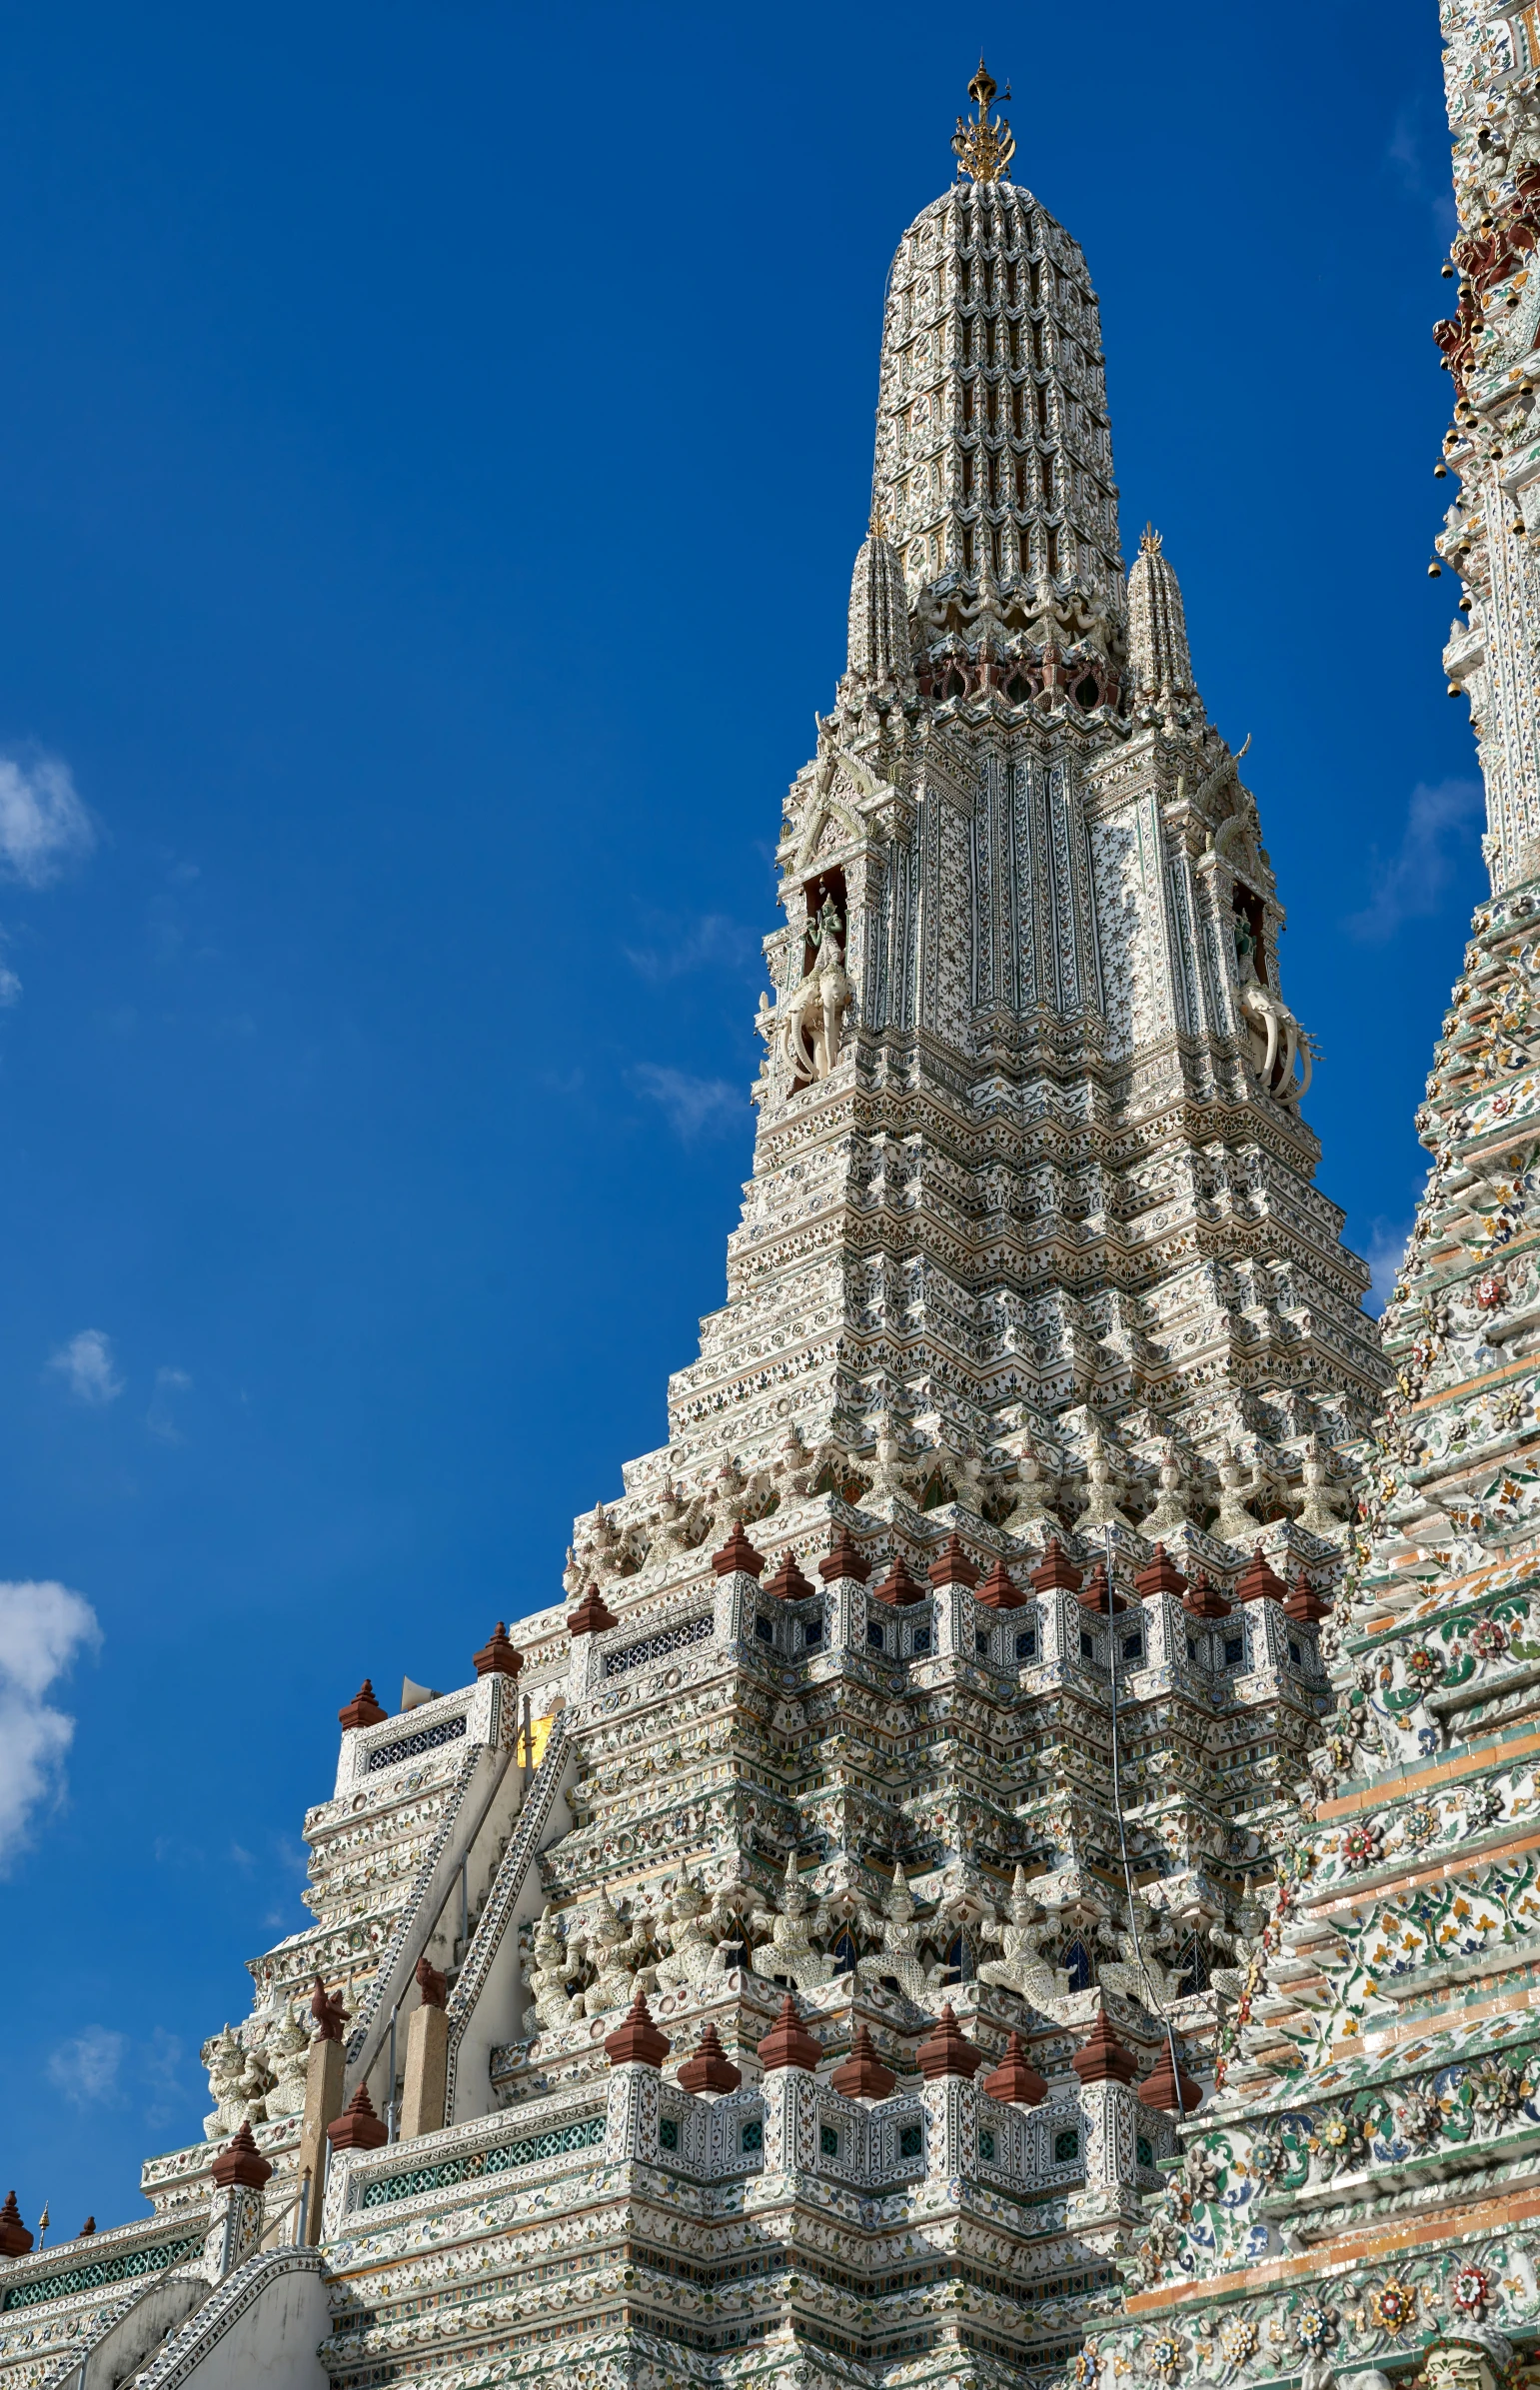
1209, 1880, 1268, 2002
260, 2006, 311, 2118
1000, 1438, 1056, 1535
855, 1862, 937, 2006
1233, 921, 1314, 1107
201, 2023, 273, 2142
1292, 1435, 1349, 1544
1143, 1442, 1192, 1536
523, 1902, 588, 2036
749, 1851, 837, 1992
977, 1865, 1073, 2009
574, 1887, 653, 2018
654, 1866, 738, 1996
779, 898, 851, 1083
1097, 1916, 1182, 2009
1076, 1420, 1133, 1532
1211, 1443, 1261, 1546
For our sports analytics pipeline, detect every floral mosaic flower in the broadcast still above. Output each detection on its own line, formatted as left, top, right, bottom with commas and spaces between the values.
1467, 2056, 1525, 2125
1148, 2333, 1186, 2384
1401, 1804, 1439, 1848
1072, 2347, 1100, 2387
1404, 1644, 1441, 1683
1220, 2320, 1258, 2367
1469, 1615, 1509, 1658
1475, 1271, 1507, 1310
1396, 2083, 1445, 2144
1293, 2305, 1335, 2356
1340, 1822, 1383, 1870
1368, 2279, 1418, 2332
1450, 2261, 1491, 2317
1250, 2138, 1286, 2184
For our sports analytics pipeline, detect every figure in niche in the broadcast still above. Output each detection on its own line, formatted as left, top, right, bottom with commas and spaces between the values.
573, 1887, 653, 2018
1233, 912, 1314, 1106
779, 897, 851, 1084
855, 1862, 937, 2006
749, 1851, 837, 1992
977, 1866, 1072, 2008
654, 1866, 740, 1995
523, 1903, 587, 2036
261, 2006, 311, 2119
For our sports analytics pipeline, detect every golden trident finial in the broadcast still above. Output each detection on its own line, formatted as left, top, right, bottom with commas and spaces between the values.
951, 57, 1014, 184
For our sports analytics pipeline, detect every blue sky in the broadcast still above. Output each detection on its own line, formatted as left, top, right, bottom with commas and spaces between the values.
0, 0, 1475, 2227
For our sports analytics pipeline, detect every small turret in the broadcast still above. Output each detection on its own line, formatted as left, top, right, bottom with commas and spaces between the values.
845, 514, 910, 686
1127, 526, 1199, 716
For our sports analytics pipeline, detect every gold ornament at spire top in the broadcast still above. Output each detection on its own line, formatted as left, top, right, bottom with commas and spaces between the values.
951, 57, 1014, 184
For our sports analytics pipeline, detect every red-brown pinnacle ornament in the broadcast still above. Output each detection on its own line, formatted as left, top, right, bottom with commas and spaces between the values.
212, 2120, 274, 2189
415, 1953, 449, 2010
712, 1521, 767, 1580
916, 2003, 983, 2081
327, 2085, 389, 2153
1283, 1569, 1331, 1624
1134, 1543, 1188, 1601
758, 1994, 821, 2073
870, 1553, 924, 1605
473, 1621, 522, 1677
1070, 2010, 1139, 2086
1077, 1560, 1129, 1615
762, 1549, 815, 1601
0, 2191, 33, 2256
830, 2023, 896, 2101
338, 1679, 387, 1730
677, 2021, 742, 2094
567, 1585, 619, 1636
928, 1533, 980, 1590
1182, 1572, 1233, 1620
1030, 1537, 1083, 1595
1138, 2041, 1204, 2113
79, 2217, 96, 2237
1235, 1547, 1287, 1604
975, 1557, 1025, 1610
981, 2030, 1049, 2106
819, 1530, 871, 1584
604, 1990, 670, 2069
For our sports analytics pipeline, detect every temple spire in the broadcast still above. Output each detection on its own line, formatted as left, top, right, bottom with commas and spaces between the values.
845, 511, 910, 687
1127, 525, 1199, 715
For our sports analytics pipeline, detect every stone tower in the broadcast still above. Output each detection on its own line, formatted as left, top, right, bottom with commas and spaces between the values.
0, 70, 1389, 2390
1088, 12, 1540, 2390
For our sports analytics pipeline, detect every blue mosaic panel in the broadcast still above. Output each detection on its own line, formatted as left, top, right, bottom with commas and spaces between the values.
359, 2110, 605, 2206
3, 2234, 205, 2311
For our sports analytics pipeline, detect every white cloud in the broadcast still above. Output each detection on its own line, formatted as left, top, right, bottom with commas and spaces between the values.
146, 1365, 192, 1444
46, 2024, 126, 2106
48, 1328, 124, 1406
631, 1063, 744, 1141
0, 1579, 101, 1861
0, 965, 18, 1006
0, 753, 95, 889
625, 915, 757, 983
1365, 1218, 1413, 1315
1345, 779, 1483, 942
